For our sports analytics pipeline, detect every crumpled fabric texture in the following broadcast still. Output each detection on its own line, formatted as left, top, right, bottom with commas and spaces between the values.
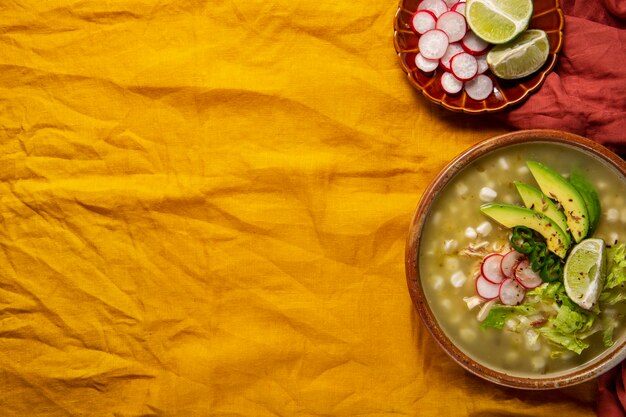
500, 0, 626, 148
0, 1, 603, 416
598, 364, 626, 417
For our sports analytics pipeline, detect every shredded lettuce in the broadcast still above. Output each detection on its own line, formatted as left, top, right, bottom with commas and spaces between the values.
537, 328, 589, 355
602, 316, 616, 348
551, 304, 595, 334
480, 243, 626, 356
480, 304, 537, 330
483, 282, 599, 355
605, 244, 626, 288
599, 243, 626, 310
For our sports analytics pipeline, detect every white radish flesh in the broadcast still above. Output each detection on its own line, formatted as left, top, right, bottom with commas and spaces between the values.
462, 31, 489, 55
450, 52, 478, 81
440, 71, 463, 94
415, 53, 440, 72
411, 10, 437, 35
476, 274, 500, 300
439, 42, 464, 71
464, 74, 493, 101
514, 259, 543, 289
418, 29, 450, 60
417, 0, 449, 18
501, 250, 525, 279
481, 253, 506, 284
476, 54, 488, 74
499, 278, 526, 305
436, 11, 467, 43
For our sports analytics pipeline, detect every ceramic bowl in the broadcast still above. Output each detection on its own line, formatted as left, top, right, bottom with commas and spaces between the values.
393, 0, 564, 113
405, 130, 626, 389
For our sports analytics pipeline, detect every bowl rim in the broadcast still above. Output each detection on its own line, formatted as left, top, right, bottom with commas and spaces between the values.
405, 129, 626, 389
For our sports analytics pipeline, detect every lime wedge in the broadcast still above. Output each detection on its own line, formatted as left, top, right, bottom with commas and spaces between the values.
564, 238, 606, 310
486, 30, 550, 80
465, 0, 533, 44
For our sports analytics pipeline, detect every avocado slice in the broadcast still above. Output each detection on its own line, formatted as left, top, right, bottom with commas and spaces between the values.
514, 181, 569, 235
480, 203, 571, 258
527, 161, 589, 243
569, 169, 601, 234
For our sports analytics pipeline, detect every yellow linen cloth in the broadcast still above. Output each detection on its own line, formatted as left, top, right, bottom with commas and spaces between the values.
0, 1, 597, 415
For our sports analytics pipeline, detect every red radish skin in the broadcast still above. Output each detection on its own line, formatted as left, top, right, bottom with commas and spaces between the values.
500, 250, 526, 278
440, 71, 463, 94
415, 53, 440, 72
411, 10, 437, 35
499, 278, 526, 306
439, 42, 464, 71
514, 259, 543, 289
481, 253, 506, 284
450, 52, 478, 81
476, 275, 500, 300
451, 2, 466, 14
462, 31, 489, 56
436, 11, 467, 43
464, 74, 493, 100
418, 29, 450, 60
417, 0, 449, 18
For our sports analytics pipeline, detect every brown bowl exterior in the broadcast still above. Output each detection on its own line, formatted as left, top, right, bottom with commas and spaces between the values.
405, 130, 626, 389
393, 0, 564, 113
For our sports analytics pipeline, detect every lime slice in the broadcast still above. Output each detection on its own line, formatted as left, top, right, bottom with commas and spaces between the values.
465, 0, 533, 44
564, 238, 606, 310
486, 30, 550, 80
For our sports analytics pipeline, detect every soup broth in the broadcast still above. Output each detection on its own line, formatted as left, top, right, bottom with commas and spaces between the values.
419, 142, 626, 376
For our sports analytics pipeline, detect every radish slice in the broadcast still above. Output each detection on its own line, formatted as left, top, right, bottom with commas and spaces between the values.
418, 29, 450, 60
464, 74, 493, 100
440, 71, 463, 94
481, 253, 506, 284
439, 42, 464, 71
411, 10, 437, 35
476, 54, 488, 74
415, 53, 440, 72
450, 52, 478, 81
514, 259, 543, 289
476, 275, 500, 300
501, 250, 525, 279
417, 0, 449, 18
462, 31, 489, 55
499, 278, 526, 305
451, 2, 466, 14
436, 11, 467, 43
443, 0, 459, 7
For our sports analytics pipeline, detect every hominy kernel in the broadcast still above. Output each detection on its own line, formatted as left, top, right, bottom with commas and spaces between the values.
450, 271, 467, 288
476, 221, 492, 236
479, 187, 497, 202
607, 208, 619, 222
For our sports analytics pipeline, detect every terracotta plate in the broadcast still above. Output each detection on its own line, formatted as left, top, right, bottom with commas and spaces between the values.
393, 0, 564, 113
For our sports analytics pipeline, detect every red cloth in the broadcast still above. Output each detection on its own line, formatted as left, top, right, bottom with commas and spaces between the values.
598, 363, 626, 417
499, 0, 626, 153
